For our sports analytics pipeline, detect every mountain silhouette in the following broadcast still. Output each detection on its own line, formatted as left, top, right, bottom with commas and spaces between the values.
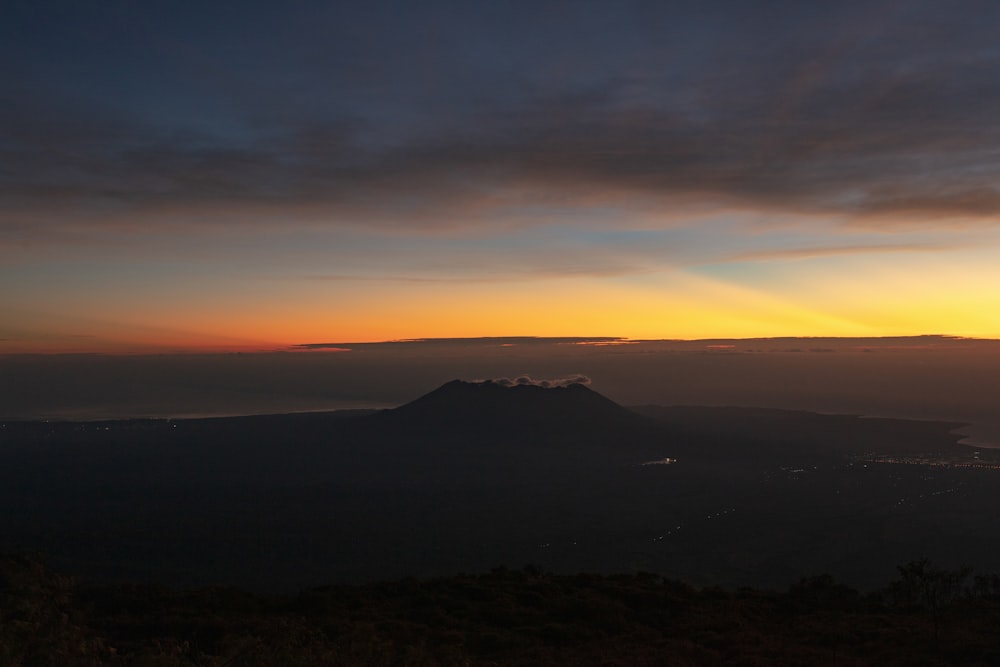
380, 379, 648, 435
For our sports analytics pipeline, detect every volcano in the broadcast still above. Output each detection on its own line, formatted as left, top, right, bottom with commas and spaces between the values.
380, 379, 650, 436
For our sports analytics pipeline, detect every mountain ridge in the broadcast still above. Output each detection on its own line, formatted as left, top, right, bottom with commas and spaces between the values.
380, 379, 648, 435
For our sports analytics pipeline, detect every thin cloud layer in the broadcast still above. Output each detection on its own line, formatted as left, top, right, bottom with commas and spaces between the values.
726, 243, 959, 263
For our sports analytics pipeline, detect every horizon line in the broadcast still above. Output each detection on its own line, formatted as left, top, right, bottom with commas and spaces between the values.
3, 333, 998, 357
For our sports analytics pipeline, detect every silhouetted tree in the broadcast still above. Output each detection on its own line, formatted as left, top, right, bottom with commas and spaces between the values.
973, 572, 1000, 600
788, 573, 860, 612
888, 558, 971, 644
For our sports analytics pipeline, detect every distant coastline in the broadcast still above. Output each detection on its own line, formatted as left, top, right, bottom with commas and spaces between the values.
4, 336, 999, 447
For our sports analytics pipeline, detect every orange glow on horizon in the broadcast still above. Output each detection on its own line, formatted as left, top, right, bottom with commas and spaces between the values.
5, 250, 1000, 354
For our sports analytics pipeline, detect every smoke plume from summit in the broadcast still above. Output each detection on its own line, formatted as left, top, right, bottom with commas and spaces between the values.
479, 375, 592, 389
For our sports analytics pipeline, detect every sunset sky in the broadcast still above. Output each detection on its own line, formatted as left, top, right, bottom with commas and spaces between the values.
4, 0, 1000, 352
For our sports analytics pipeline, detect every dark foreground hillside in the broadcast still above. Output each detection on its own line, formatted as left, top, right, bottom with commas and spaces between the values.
3, 554, 1000, 666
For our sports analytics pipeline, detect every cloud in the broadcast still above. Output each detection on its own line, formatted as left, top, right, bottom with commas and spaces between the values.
726, 243, 959, 263
296, 264, 644, 284
4, 1, 1000, 243
482, 375, 592, 388
7, 83, 999, 241
292, 338, 624, 350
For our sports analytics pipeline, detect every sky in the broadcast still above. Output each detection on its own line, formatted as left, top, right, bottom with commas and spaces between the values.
4, 0, 1000, 352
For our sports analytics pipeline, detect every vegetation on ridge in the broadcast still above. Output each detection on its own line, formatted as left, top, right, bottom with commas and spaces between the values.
3, 554, 1000, 666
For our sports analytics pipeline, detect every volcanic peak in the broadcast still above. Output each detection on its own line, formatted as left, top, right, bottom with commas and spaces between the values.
384, 379, 642, 433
